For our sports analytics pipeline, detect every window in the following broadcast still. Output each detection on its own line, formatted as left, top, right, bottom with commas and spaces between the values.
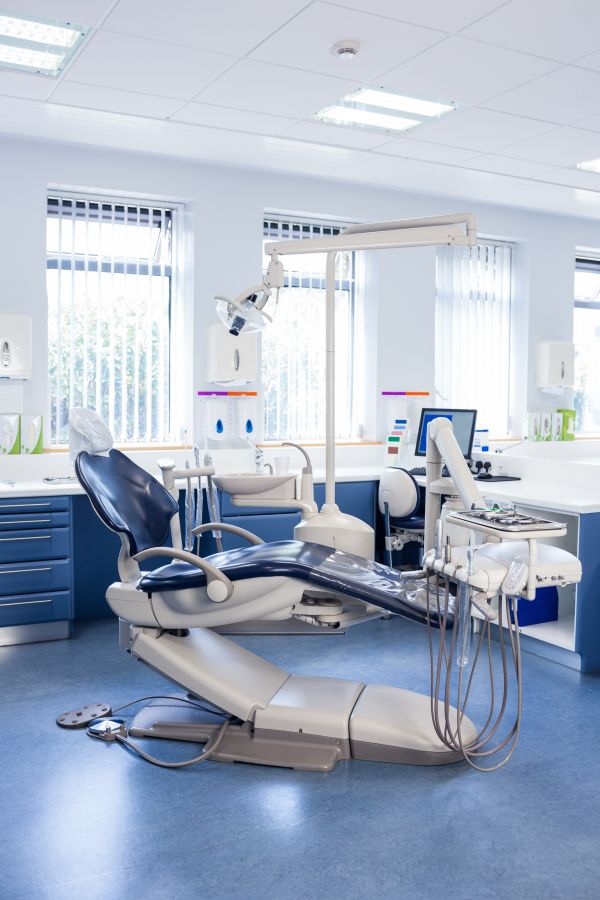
574, 257, 600, 433
435, 241, 513, 436
261, 216, 357, 441
46, 195, 176, 446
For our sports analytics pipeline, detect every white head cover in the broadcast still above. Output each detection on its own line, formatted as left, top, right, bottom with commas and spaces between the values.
68, 407, 113, 462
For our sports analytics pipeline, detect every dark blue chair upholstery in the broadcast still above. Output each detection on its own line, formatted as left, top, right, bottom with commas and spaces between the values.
75, 450, 445, 628
140, 541, 446, 628
75, 449, 179, 556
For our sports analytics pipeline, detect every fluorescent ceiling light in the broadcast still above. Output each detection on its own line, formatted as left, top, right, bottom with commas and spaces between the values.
0, 10, 88, 76
577, 158, 600, 174
316, 104, 419, 133
345, 88, 454, 118
313, 86, 457, 135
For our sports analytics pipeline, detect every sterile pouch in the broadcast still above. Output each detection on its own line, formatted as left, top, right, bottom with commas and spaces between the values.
68, 407, 113, 462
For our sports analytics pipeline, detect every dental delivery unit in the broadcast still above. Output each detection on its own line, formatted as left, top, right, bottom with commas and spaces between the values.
58, 216, 582, 773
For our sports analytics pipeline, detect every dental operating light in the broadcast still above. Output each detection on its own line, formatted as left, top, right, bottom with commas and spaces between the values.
214, 257, 284, 336
217, 214, 477, 558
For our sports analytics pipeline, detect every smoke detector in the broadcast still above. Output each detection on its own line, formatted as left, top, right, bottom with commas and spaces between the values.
331, 39, 360, 59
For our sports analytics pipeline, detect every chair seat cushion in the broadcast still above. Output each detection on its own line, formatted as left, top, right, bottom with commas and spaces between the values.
139, 540, 445, 627
390, 516, 425, 530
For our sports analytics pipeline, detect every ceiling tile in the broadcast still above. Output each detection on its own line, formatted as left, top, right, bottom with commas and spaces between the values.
462, 155, 558, 177
250, 2, 445, 81
411, 108, 554, 152
380, 36, 557, 106
4, 0, 115, 26
485, 66, 600, 124
462, 0, 600, 62
574, 112, 600, 133
0, 71, 55, 100
103, 0, 310, 56
500, 126, 600, 167
50, 82, 182, 119
197, 59, 360, 119
576, 49, 600, 72
281, 120, 392, 149
376, 137, 477, 163
324, 0, 507, 33
535, 168, 600, 190
172, 102, 296, 135
63, 30, 237, 100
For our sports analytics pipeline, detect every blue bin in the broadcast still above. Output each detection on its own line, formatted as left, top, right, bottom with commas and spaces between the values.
510, 586, 559, 626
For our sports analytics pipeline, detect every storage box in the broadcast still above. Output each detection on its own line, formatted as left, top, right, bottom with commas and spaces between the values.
0, 413, 20, 454
20, 415, 43, 454
510, 586, 559, 626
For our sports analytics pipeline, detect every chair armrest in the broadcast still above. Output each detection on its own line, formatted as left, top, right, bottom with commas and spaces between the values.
192, 522, 264, 546
132, 547, 234, 603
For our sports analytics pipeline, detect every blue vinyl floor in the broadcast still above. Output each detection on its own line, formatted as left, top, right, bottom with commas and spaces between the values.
1, 615, 600, 900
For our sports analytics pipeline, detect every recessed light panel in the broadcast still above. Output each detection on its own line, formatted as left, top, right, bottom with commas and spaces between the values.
313, 86, 457, 135
0, 10, 88, 76
577, 158, 600, 174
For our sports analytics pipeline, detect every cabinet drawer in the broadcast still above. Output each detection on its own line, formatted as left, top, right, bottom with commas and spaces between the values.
0, 510, 70, 531
0, 558, 71, 595
0, 527, 70, 563
0, 590, 72, 627
0, 497, 69, 515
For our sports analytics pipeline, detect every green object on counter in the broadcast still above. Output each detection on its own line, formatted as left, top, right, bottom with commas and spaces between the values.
20, 415, 43, 454
0, 413, 20, 454
557, 408, 576, 441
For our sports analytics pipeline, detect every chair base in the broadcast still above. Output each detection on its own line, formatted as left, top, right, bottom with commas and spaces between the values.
125, 626, 474, 772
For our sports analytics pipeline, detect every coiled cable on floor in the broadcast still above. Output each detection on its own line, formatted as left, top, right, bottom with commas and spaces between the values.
87, 694, 232, 769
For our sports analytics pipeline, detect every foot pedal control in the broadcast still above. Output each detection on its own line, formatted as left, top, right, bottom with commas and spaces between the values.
56, 702, 113, 728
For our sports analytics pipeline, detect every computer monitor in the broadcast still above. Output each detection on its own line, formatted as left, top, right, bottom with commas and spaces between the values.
414, 408, 477, 458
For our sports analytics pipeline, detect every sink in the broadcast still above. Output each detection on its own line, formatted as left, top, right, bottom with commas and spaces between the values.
213, 472, 296, 498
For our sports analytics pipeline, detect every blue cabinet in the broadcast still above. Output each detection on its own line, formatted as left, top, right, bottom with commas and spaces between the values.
0, 496, 73, 645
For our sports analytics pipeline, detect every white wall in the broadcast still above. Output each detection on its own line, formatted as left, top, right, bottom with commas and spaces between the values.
0, 134, 598, 444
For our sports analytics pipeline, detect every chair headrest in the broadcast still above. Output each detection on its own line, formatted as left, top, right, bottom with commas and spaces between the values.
75, 448, 179, 556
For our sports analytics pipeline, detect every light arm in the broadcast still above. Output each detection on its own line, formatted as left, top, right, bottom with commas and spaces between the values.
424, 417, 483, 552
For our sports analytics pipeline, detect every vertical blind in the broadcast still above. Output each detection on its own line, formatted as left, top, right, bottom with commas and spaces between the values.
46, 195, 174, 445
435, 241, 513, 436
573, 257, 600, 433
261, 216, 356, 441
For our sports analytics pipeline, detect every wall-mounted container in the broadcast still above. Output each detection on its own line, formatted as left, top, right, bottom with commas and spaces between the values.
536, 341, 574, 394
0, 315, 32, 380
207, 323, 257, 385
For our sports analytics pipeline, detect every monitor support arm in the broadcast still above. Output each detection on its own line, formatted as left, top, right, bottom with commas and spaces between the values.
424, 417, 483, 552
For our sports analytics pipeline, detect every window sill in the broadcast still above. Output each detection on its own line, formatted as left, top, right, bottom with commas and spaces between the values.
45, 443, 189, 453
258, 440, 382, 447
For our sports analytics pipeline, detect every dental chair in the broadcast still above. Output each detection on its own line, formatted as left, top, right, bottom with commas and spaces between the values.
74, 447, 475, 770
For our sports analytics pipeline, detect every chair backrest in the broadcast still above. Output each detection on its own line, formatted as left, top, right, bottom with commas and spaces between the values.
378, 467, 422, 520
75, 449, 179, 556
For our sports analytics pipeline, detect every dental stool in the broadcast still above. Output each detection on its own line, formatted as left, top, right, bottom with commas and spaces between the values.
72, 448, 476, 771
379, 467, 425, 567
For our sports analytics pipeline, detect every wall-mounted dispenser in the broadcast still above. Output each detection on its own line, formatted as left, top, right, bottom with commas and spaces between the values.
536, 341, 574, 394
207, 323, 257, 385
0, 314, 32, 380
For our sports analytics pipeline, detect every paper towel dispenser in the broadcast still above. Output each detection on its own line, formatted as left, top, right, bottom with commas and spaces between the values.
536, 340, 574, 394
0, 315, 32, 380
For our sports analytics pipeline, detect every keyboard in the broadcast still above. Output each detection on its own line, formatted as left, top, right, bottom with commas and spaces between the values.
409, 466, 450, 477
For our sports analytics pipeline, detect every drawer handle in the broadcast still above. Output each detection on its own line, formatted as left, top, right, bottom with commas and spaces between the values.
0, 598, 52, 607
0, 519, 52, 525
0, 566, 52, 575
0, 535, 52, 542
0, 503, 52, 509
